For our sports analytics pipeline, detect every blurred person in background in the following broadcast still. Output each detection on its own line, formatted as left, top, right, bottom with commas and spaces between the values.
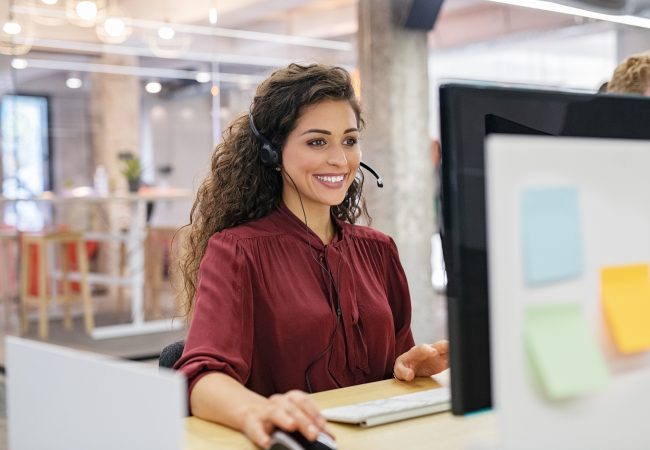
606, 51, 650, 95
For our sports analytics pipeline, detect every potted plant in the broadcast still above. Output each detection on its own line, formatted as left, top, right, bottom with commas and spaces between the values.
118, 152, 143, 193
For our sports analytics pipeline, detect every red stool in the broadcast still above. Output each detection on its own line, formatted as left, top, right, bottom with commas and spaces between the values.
20, 231, 94, 339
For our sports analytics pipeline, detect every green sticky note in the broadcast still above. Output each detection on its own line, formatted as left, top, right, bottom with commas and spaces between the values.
525, 303, 609, 400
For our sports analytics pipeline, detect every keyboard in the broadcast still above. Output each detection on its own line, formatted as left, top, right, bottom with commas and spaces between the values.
321, 387, 451, 428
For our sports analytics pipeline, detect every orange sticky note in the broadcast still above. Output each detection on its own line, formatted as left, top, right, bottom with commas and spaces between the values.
600, 264, 650, 354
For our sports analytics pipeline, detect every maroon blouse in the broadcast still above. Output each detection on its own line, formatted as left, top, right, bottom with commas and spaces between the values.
174, 203, 415, 400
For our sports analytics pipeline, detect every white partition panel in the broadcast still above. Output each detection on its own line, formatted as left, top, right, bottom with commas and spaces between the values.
486, 135, 650, 450
6, 337, 187, 450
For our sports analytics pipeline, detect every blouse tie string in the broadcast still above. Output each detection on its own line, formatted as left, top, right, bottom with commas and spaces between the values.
325, 245, 370, 381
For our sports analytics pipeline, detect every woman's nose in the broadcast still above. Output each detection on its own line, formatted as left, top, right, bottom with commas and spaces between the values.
327, 145, 348, 166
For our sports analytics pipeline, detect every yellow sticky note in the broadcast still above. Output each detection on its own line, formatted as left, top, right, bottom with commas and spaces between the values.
601, 264, 648, 294
601, 264, 650, 354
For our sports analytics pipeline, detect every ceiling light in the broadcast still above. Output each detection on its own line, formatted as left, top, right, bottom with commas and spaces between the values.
11, 58, 28, 69
157, 25, 175, 40
195, 71, 211, 83
2, 21, 22, 35
96, 4, 132, 44
145, 81, 162, 94
103, 17, 126, 37
31, 0, 65, 26
485, 0, 650, 29
210, 85, 220, 96
11, 3, 351, 50
75, 1, 98, 21
209, 7, 218, 25
66, 76, 83, 89
16, 57, 268, 86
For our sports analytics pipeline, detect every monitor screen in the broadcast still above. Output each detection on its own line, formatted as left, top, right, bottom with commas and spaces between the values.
439, 82, 650, 415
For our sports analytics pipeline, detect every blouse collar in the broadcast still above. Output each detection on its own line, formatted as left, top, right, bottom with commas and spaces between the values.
275, 201, 344, 250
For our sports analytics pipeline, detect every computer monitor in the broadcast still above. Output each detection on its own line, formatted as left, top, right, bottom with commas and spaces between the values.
439, 82, 650, 415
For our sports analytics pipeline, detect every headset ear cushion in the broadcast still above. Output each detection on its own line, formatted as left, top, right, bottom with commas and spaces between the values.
270, 146, 280, 165
260, 144, 276, 166
261, 143, 280, 167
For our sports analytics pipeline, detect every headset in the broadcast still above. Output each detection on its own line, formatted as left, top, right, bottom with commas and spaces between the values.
248, 112, 281, 168
248, 111, 384, 187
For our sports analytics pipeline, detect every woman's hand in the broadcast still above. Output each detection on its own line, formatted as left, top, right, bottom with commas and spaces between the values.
241, 390, 332, 449
393, 340, 449, 381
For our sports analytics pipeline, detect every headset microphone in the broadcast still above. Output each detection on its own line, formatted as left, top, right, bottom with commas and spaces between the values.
359, 162, 384, 188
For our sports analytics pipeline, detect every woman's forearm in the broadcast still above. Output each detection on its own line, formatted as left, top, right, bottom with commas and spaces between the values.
190, 372, 267, 431
190, 371, 331, 448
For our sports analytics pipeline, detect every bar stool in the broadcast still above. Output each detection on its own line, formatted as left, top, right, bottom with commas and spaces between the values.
0, 226, 19, 328
145, 227, 181, 318
116, 227, 183, 319
20, 231, 94, 339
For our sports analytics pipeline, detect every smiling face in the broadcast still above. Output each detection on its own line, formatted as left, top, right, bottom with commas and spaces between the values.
280, 99, 361, 217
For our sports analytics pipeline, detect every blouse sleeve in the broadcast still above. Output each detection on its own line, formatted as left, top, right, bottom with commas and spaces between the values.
385, 237, 416, 355
173, 231, 254, 399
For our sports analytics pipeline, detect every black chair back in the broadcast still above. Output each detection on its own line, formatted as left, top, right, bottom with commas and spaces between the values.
159, 340, 185, 369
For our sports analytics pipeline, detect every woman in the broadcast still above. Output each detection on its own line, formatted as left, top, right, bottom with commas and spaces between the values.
175, 63, 448, 448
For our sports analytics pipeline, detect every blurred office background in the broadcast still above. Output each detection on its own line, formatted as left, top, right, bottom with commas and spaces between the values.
0, 0, 649, 441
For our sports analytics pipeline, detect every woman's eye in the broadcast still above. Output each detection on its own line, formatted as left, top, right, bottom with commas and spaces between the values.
308, 139, 327, 147
344, 137, 358, 146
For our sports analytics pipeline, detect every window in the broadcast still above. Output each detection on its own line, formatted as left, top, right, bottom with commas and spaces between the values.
1, 94, 51, 230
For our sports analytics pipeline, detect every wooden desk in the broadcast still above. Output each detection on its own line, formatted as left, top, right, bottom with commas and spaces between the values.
185, 378, 497, 450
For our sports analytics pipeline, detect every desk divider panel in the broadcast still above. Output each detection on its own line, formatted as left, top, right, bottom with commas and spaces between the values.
486, 135, 650, 450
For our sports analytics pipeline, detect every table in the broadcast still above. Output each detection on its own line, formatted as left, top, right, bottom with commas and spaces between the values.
0, 188, 191, 339
184, 378, 497, 450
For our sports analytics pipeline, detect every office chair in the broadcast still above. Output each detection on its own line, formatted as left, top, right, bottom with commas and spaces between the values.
159, 340, 185, 369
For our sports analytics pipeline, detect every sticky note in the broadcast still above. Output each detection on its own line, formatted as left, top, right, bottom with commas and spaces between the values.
522, 187, 583, 285
525, 302, 609, 400
600, 264, 650, 354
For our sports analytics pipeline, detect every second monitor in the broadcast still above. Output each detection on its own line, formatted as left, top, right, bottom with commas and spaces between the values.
439, 82, 650, 415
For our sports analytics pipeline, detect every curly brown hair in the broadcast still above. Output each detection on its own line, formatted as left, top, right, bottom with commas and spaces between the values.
607, 52, 650, 95
178, 63, 369, 319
